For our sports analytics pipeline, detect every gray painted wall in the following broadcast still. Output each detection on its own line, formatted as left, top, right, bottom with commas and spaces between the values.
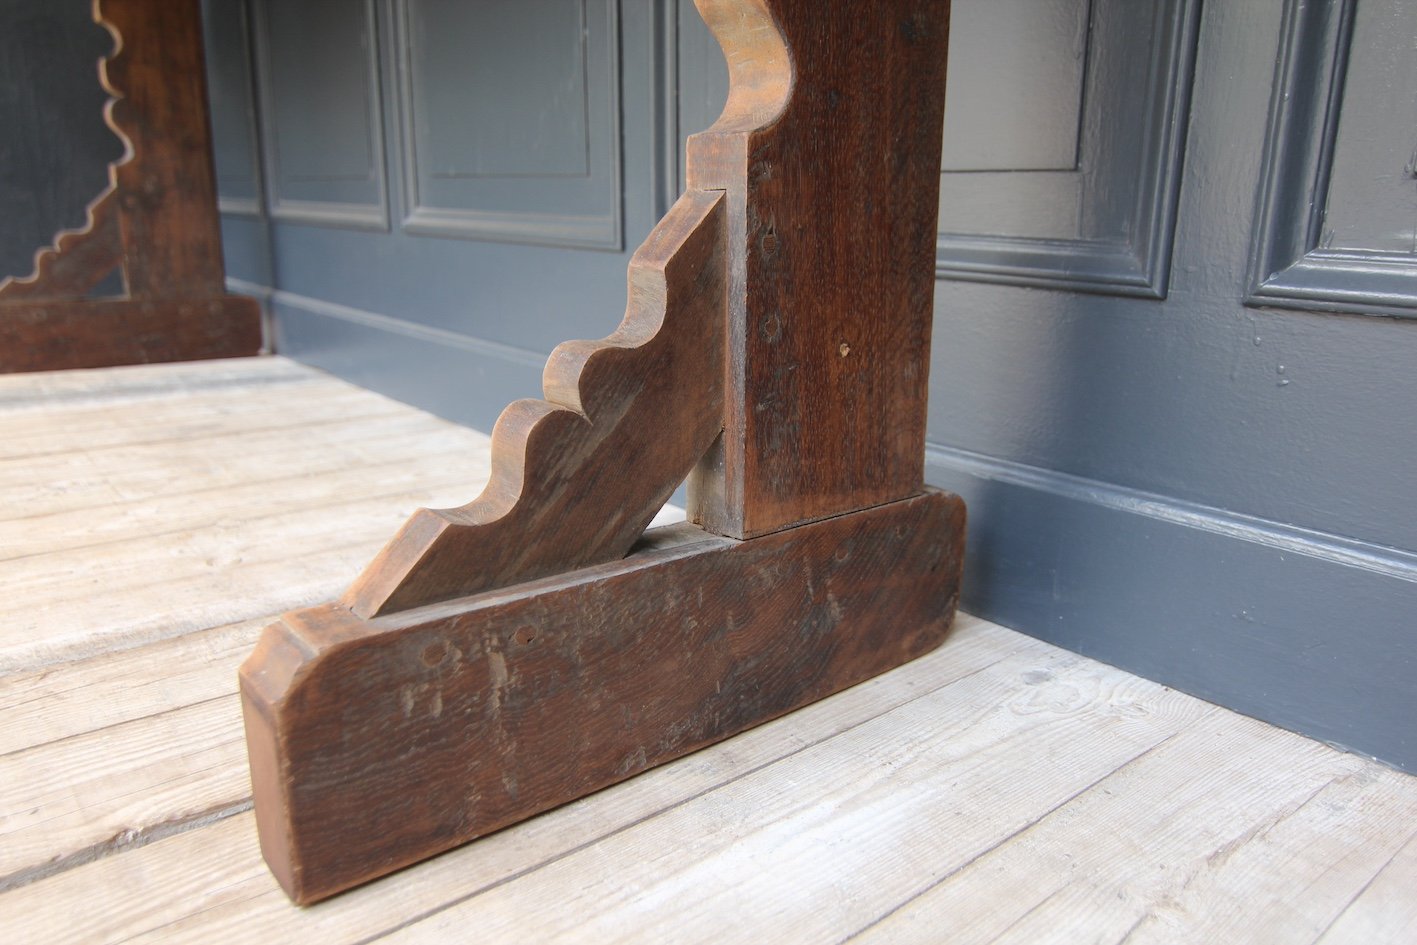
202, 0, 1417, 772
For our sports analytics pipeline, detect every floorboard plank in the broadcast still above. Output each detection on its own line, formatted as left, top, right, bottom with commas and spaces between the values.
847, 718, 1380, 945
0, 357, 311, 412
1, 618, 261, 756
0, 382, 406, 461
0, 694, 248, 887
0, 402, 447, 512
1314, 826, 1417, 945
0, 431, 488, 559
0, 481, 479, 673
1122, 765, 1417, 945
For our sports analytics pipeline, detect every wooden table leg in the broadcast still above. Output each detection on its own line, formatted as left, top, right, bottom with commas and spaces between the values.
242, 0, 960, 905
0, 0, 261, 372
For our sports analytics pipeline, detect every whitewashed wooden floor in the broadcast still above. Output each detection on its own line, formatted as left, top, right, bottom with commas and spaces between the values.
2, 356, 1414, 944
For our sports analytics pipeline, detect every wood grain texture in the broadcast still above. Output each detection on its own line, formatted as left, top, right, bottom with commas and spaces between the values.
243, 490, 965, 904
0, 0, 261, 372
344, 190, 727, 617
847, 719, 1379, 945
685, 0, 950, 538
95, 0, 227, 299
0, 296, 261, 373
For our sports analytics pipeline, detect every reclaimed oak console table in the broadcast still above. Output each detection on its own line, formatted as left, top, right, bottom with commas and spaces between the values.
5, 0, 1417, 939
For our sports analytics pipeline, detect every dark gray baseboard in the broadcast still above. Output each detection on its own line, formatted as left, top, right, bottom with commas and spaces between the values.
927, 444, 1417, 774
270, 289, 546, 433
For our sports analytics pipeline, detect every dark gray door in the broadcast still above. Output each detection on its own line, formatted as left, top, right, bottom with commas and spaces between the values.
203, 0, 1417, 772
921, 0, 1417, 772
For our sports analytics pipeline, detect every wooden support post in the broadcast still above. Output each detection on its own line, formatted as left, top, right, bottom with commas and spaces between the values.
241, 0, 961, 904
685, 0, 949, 539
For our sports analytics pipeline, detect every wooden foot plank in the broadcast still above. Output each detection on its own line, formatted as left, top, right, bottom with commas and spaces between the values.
244, 493, 966, 903
254, 501, 957, 900
0, 432, 490, 560
353, 643, 1213, 943
847, 719, 1384, 945
0, 296, 262, 373
2, 617, 1028, 943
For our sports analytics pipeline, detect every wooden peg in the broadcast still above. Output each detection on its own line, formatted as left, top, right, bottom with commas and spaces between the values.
242, 0, 961, 904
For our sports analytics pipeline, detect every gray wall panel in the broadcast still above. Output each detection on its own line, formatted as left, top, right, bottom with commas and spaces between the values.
939, 0, 1088, 173
934, 0, 1199, 297
1247, 0, 1417, 318
258, 0, 661, 372
201, 0, 263, 215
253, 0, 388, 228
396, 0, 622, 249
218, 216, 273, 288
271, 290, 544, 434
927, 446, 1417, 772
926, 281, 1417, 554
1322, 1, 1417, 256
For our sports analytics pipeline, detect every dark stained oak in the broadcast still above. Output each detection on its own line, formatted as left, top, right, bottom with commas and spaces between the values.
241, 0, 961, 905
685, 0, 950, 539
242, 491, 965, 905
0, 295, 263, 373
0, 0, 260, 372
343, 190, 727, 618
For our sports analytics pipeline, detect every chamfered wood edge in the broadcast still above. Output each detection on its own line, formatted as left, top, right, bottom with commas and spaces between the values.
238, 623, 316, 901
240, 489, 965, 904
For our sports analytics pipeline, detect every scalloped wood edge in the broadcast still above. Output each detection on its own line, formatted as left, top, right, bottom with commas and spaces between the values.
1, 0, 262, 372
344, 190, 728, 618
0, 6, 130, 300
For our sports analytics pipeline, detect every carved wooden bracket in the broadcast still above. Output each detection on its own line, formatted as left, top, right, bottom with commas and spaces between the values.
0, 0, 261, 372
345, 190, 728, 618
242, 0, 961, 905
